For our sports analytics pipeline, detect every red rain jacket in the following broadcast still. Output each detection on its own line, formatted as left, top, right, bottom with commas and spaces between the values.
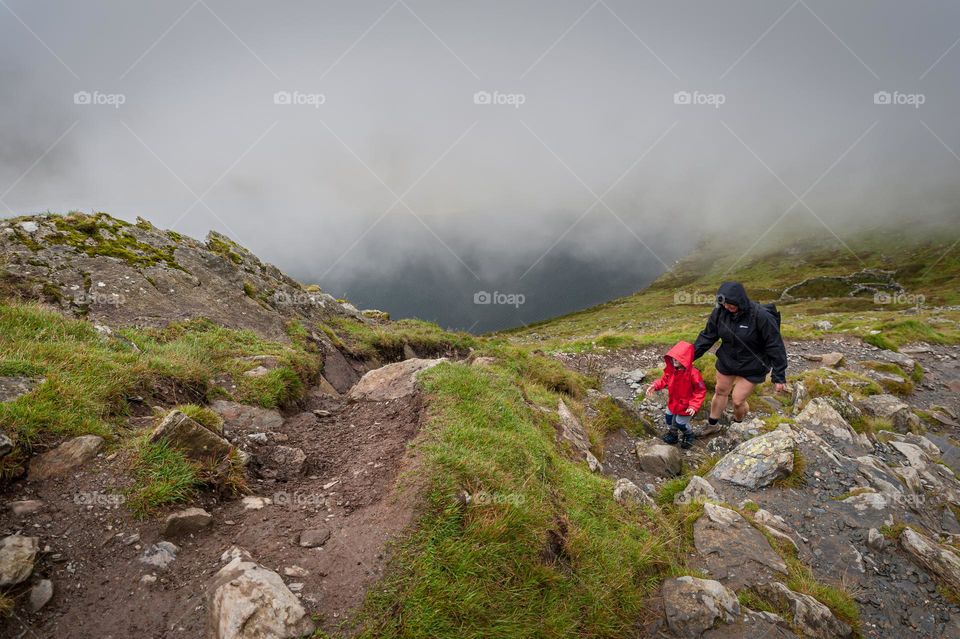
649, 341, 707, 415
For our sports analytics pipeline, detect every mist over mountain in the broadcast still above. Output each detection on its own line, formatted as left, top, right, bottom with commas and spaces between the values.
1, 1, 959, 330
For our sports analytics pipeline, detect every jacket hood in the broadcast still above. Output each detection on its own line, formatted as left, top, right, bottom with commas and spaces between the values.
717, 281, 750, 311
664, 340, 695, 370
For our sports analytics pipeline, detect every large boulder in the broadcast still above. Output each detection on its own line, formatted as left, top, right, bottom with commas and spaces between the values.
661, 576, 739, 637
347, 358, 446, 402
0, 534, 39, 586
693, 503, 787, 590
208, 557, 316, 639
150, 410, 232, 462
900, 528, 960, 592
856, 394, 919, 433
635, 440, 681, 477
556, 400, 601, 472
708, 428, 796, 489
753, 582, 852, 639
28, 435, 104, 480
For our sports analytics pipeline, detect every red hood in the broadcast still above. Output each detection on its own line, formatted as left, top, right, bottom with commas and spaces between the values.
664, 341, 695, 371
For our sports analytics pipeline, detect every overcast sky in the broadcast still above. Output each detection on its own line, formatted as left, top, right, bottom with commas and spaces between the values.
1, 1, 958, 330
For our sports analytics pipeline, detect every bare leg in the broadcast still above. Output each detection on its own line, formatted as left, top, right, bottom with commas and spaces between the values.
731, 378, 757, 422
710, 372, 735, 420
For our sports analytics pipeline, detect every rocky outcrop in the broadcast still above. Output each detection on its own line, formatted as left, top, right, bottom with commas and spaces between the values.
348, 358, 446, 402
661, 576, 740, 637
693, 503, 787, 589
0, 213, 362, 341
856, 394, 920, 432
796, 398, 870, 456
28, 435, 103, 480
708, 428, 796, 489
207, 556, 316, 639
613, 478, 657, 510
753, 582, 852, 639
899, 528, 960, 592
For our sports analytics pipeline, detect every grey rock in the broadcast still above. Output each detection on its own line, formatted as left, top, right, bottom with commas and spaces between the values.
708, 428, 796, 489
0, 432, 11, 457
900, 527, 960, 592
139, 541, 179, 569
258, 445, 307, 481
753, 582, 852, 638
211, 400, 283, 433
0, 535, 39, 587
8, 499, 43, 516
675, 475, 719, 505
29, 579, 54, 612
556, 400, 602, 473
348, 358, 447, 402
856, 394, 920, 433
150, 410, 232, 462
613, 478, 657, 510
635, 440, 681, 477
694, 503, 787, 589
0, 375, 40, 403
661, 575, 739, 638
813, 320, 833, 331
299, 528, 331, 548
867, 528, 886, 552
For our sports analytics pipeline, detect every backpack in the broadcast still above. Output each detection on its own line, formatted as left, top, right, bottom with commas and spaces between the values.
759, 302, 781, 328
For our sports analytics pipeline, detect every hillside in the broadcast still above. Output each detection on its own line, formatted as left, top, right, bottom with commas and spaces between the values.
1, 212, 960, 639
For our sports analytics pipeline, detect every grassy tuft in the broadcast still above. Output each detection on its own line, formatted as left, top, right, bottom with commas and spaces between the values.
175, 404, 224, 434
126, 437, 201, 515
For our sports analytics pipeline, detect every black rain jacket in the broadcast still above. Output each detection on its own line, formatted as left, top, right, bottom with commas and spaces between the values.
693, 281, 788, 383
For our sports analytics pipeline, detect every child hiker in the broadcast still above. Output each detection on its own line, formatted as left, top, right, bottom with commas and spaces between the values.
644, 340, 707, 449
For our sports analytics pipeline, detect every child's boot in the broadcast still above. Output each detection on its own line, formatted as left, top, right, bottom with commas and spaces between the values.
662, 429, 679, 444
680, 427, 695, 449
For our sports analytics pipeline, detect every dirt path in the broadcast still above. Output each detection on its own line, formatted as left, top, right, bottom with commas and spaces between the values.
1, 376, 428, 638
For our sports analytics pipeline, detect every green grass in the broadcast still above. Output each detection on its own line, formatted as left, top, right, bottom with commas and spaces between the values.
175, 404, 224, 434
591, 395, 653, 437
126, 437, 202, 515
0, 302, 320, 478
327, 316, 477, 361
354, 361, 676, 638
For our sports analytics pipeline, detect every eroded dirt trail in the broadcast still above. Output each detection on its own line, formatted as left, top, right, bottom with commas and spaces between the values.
1, 367, 430, 638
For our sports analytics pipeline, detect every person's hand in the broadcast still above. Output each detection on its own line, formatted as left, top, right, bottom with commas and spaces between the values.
683, 407, 696, 416
645, 384, 656, 397
774, 382, 787, 394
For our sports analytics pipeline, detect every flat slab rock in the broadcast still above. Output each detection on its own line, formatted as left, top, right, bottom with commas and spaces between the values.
693, 503, 787, 590
348, 358, 446, 402
708, 427, 795, 489
210, 400, 283, 433
28, 435, 103, 481
0, 375, 41, 402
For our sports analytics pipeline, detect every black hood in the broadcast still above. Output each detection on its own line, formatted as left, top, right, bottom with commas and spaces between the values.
716, 281, 751, 312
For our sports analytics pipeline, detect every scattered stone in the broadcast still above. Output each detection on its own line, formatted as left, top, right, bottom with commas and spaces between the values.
813, 320, 833, 331
867, 528, 886, 552
29, 579, 54, 612
471, 356, 497, 367
693, 503, 787, 589
753, 582, 852, 639
243, 365, 271, 378
802, 352, 845, 367
299, 528, 331, 548
208, 557, 316, 638
875, 350, 917, 371
348, 358, 447, 402
613, 478, 657, 510
257, 445, 307, 481
162, 507, 213, 538
28, 435, 104, 480
139, 541, 179, 569
900, 528, 960, 592
283, 565, 309, 578
8, 499, 43, 516
708, 428, 796, 489
791, 380, 808, 414
796, 398, 869, 454
556, 400, 602, 473
150, 410, 232, 462
0, 432, 11, 457
842, 491, 887, 512
675, 475, 719, 505
220, 546, 252, 563
0, 535, 39, 586
635, 440, 681, 477
661, 575, 740, 637
140, 574, 158, 585
242, 496, 270, 510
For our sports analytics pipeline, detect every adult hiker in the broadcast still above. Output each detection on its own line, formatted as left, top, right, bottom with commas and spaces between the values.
693, 281, 787, 426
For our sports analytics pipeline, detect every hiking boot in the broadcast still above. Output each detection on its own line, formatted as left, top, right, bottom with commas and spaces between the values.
680, 432, 695, 449
662, 430, 679, 445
